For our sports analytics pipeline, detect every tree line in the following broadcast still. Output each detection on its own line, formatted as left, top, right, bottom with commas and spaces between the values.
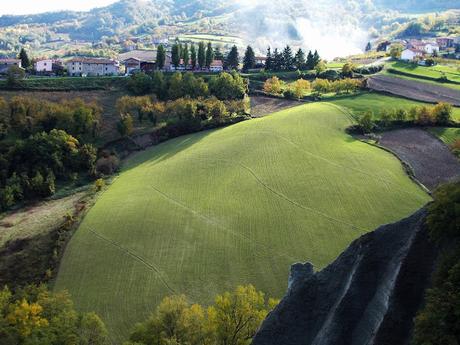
156, 41, 239, 71
127, 71, 247, 100
121, 71, 249, 137
263, 76, 363, 99
0, 283, 277, 345
355, 102, 454, 134
265, 46, 321, 72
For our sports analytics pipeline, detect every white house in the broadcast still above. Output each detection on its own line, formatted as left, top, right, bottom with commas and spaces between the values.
66, 57, 119, 76
34, 59, 53, 73
209, 60, 223, 72
401, 48, 424, 61
423, 42, 439, 54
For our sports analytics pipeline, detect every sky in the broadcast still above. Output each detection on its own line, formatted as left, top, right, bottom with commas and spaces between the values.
0, 0, 118, 15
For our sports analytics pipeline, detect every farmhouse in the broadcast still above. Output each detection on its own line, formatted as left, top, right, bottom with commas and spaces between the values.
34, 58, 63, 75
401, 48, 424, 61
436, 37, 455, 49
209, 60, 223, 72
66, 57, 119, 76
423, 42, 439, 54
255, 56, 267, 66
0, 59, 22, 74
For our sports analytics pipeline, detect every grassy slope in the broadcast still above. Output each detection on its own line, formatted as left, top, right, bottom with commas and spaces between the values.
389, 61, 460, 83
428, 127, 460, 145
382, 69, 460, 91
54, 103, 430, 343
328, 92, 460, 122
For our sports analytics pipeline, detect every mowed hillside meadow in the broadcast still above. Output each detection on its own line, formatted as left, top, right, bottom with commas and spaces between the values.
54, 103, 430, 342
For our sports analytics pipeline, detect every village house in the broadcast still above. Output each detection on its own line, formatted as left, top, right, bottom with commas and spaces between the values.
436, 37, 455, 50
0, 59, 22, 74
34, 58, 63, 75
255, 56, 266, 67
401, 48, 424, 61
66, 57, 119, 76
209, 60, 223, 72
119, 50, 163, 74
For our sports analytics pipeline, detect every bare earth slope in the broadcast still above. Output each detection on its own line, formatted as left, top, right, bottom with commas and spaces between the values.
367, 75, 460, 106
252, 208, 437, 345
378, 128, 460, 190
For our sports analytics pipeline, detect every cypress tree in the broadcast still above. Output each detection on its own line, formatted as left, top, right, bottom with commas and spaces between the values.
18, 48, 30, 69
198, 42, 206, 69
190, 44, 197, 69
182, 43, 189, 67
171, 43, 181, 68
205, 42, 214, 68
156, 45, 166, 69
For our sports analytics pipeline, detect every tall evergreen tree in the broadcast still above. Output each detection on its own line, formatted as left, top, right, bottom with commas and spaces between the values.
282, 45, 293, 70
190, 44, 197, 69
273, 48, 282, 71
313, 50, 320, 67
171, 43, 181, 68
294, 48, 305, 70
226, 45, 239, 70
243, 45, 256, 71
182, 43, 189, 67
18, 48, 30, 69
198, 42, 206, 69
306, 50, 314, 70
205, 42, 214, 68
156, 45, 166, 70
265, 47, 272, 71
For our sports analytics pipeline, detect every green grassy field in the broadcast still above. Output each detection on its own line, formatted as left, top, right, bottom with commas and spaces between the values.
389, 61, 460, 83
428, 127, 460, 145
328, 92, 460, 122
54, 103, 430, 343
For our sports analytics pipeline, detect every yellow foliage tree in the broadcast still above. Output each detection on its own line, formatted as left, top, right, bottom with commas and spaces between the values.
263, 76, 284, 95
6, 299, 49, 337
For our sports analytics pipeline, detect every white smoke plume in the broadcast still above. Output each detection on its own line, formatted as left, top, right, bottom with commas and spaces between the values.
232, 0, 374, 60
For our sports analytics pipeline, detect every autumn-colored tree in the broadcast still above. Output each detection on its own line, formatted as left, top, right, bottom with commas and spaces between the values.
263, 76, 284, 95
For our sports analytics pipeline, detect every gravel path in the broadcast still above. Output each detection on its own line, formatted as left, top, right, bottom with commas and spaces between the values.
379, 128, 460, 190
368, 75, 460, 106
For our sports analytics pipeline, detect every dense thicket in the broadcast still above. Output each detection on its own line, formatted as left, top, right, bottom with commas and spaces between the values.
0, 97, 101, 211
412, 182, 460, 345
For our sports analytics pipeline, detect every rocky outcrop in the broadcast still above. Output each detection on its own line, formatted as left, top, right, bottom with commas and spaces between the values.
252, 208, 437, 345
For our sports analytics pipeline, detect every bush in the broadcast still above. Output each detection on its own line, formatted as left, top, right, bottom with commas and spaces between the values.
263, 76, 284, 95
96, 152, 120, 176
357, 111, 374, 134
94, 178, 106, 192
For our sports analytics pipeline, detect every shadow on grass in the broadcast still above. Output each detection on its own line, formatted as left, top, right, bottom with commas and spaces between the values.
121, 127, 223, 174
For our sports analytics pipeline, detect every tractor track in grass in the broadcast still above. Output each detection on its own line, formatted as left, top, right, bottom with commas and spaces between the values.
188, 156, 366, 232
250, 130, 428, 202
88, 228, 177, 295
149, 185, 300, 263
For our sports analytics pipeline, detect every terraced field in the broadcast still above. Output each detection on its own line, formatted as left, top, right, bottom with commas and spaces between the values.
54, 103, 430, 343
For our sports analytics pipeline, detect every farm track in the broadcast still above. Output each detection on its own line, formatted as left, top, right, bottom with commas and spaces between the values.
368, 75, 460, 106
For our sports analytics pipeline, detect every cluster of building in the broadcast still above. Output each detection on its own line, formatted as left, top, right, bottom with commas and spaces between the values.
0, 48, 234, 77
378, 36, 460, 62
